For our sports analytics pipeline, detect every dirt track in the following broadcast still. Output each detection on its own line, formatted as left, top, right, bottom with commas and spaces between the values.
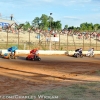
0, 55, 100, 99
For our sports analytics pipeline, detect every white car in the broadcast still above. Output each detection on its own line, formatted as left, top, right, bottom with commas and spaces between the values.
86, 49, 94, 57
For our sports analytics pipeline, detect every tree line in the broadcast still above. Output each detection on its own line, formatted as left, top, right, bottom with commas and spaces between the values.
65, 23, 100, 32
19, 14, 100, 32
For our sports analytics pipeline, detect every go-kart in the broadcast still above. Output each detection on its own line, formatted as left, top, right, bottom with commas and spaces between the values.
26, 53, 41, 61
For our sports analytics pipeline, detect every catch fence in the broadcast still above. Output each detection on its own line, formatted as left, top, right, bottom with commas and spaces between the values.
0, 30, 100, 51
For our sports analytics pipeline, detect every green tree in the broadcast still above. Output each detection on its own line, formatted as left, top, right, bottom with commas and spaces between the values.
31, 14, 62, 30
55, 21, 62, 30
93, 24, 100, 31
80, 22, 87, 32
32, 17, 40, 28
64, 25, 68, 30
23, 21, 31, 31
40, 14, 50, 30
80, 22, 93, 32
68, 26, 74, 30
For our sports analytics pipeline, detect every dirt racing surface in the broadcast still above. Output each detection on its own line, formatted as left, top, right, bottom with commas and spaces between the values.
0, 55, 100, 100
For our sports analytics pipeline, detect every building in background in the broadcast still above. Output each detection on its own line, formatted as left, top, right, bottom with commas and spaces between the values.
0, 18, 15, 29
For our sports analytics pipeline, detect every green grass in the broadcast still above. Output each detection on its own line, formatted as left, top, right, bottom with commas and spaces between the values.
96, 70, 100, 75
26, 82, 100, 100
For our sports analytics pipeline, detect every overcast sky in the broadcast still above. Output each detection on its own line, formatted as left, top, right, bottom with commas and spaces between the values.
0, 0, 100, 28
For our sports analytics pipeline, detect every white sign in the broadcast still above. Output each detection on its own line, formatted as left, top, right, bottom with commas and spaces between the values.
46, 37, 59, 42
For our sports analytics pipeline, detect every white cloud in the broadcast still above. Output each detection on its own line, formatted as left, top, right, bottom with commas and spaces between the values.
64, 16, 81, 20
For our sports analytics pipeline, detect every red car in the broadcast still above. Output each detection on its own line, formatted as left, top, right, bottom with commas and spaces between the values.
26, 49, 41, 61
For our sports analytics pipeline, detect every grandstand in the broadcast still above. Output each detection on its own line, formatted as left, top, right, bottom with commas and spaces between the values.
0, 18, 15, 28
0, 14, 17, 31
0, 18, 15, 24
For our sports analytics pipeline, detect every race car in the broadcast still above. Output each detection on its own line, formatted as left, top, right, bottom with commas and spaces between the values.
73, 48, 83, 58
26, 49, 41, 61
2, 46, 18, 59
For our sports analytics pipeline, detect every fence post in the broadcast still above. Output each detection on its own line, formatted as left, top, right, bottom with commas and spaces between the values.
90, 33, 91, 48
15, 23, 23, 49
29, 31, 30, 50
83, 34, 84, 50
49, 33, 51, 50
55, 42, 56, 50
45, 41, 46, 50
18, 30, 19, 49
72, 32, 76, 50
59, 31, 60, 50
67, 33, 68, 51
6, 30, 8, 49
24, 43, 26, 50
96, 34, 97, 50
6, 23, 14, 49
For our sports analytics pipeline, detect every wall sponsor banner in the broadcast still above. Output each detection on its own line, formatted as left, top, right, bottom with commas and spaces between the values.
0, 22, 9, 27
46, 37, 59, 41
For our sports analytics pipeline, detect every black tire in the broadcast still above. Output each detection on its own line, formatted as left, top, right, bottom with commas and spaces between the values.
26, 57, 28, 60
12, 56, 15, 59
80, 55, 83, 58
92, 55, 95, 57
76, 54, 79, 58
92, 54, 94, 57
14, 57, 17, 59
73, 54, 75, 57
8, 55, 11, 59
89, 54, 93, 58
89, 55, 91, 58
38, 58, 41, 61
32, 58, 35, 61
9, 57, 11, 59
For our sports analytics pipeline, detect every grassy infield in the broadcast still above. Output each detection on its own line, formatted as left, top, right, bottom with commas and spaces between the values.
27, 71, 100, 100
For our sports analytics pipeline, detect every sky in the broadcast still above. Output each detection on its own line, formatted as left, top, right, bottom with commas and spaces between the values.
0, 0, 100, 28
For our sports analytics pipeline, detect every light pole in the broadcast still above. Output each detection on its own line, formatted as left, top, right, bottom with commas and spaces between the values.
49, 13, 52, 50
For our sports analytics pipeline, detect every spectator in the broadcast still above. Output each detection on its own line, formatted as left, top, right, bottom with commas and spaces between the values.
10, 14, 13, 21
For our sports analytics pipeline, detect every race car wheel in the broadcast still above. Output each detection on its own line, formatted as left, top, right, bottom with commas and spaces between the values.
32, 58, 35, 61
38, 58, 41, 61
80, 55, 83, 58
76, 54, 79, 58
26, 57, 28, 60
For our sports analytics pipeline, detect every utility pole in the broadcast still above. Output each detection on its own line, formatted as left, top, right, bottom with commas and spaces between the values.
49, 13, 52, 50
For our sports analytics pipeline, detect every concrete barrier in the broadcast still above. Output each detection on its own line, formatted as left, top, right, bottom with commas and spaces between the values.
0, 49, 100, 55
0, 49, 66, 55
